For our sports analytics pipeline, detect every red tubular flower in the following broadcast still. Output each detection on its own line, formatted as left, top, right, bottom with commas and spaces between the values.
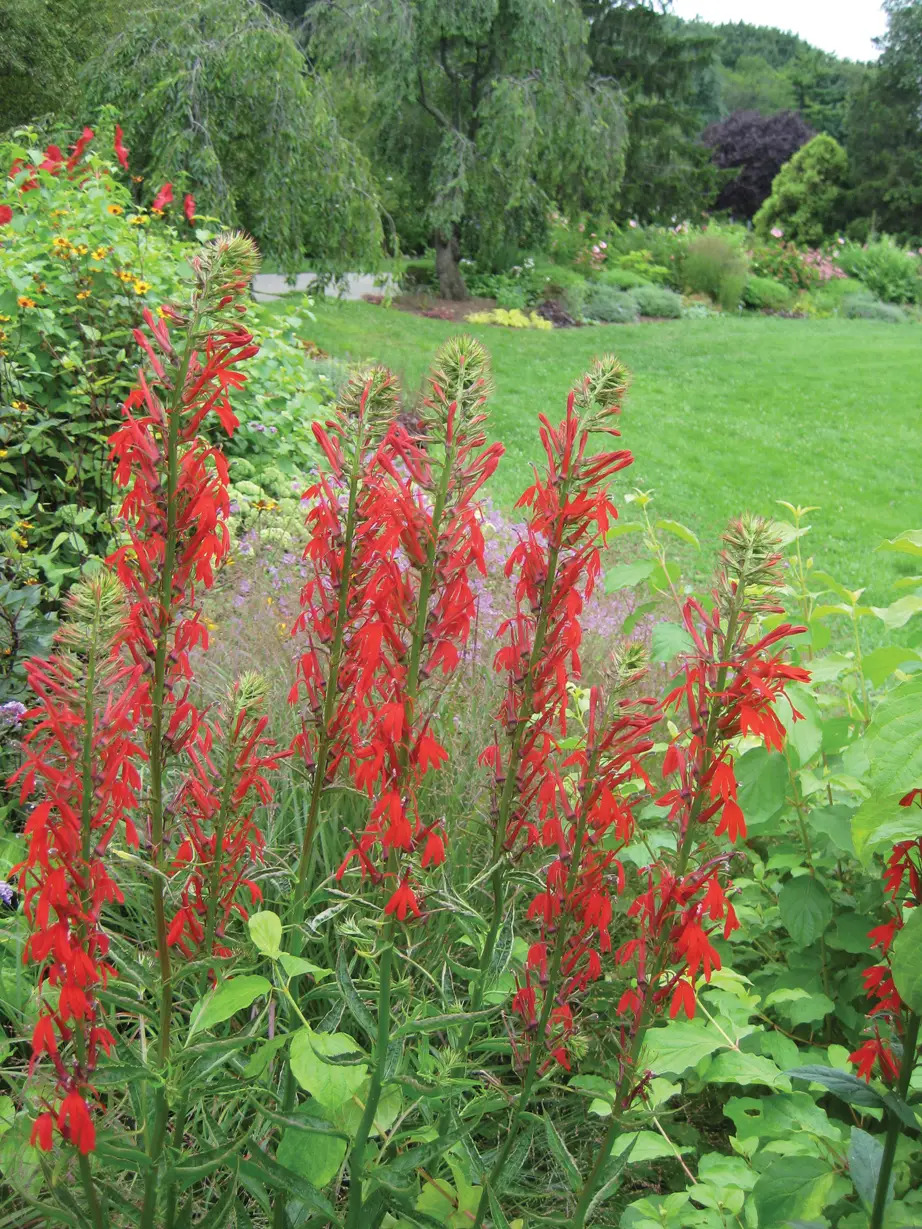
66, 127, 94, 173
0, 204, 12, 225
13, 575, 146, 1153
151, 182, 173, 211
114, 125, 130, 171
183, 193, 196, 223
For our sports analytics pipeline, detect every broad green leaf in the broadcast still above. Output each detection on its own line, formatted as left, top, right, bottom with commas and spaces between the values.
724, 1092, 841, 1144
848, 1126, 887, 1211
289, 1026, 368, 1112
248, 911, 282, 958
242, 1034, 290, 1079
808, 804, 856, 856
650, 621, 695, 663
891, 907, 922, 1013
703, 1051, 790, 1090
735, 747, 788, 830
612, 1130, 692, 1163
655, 518, 700, 548
752, 1156, 836, 1225
878, 530, 922, 558
862, 645, 920, 687
851, 794, 919, 865
277, 1120, 347, 1188
775, 682, 822, 768
279, 954, 332, 981
189, 976, 272, 1039
872, 596, 922, 630
604, 559, 655, 593
778, 875, 833, 947
642, 1020, 727, 1076
327, 1079, 402, 1138
808, 652, 853, 683
863, 676, 922, 796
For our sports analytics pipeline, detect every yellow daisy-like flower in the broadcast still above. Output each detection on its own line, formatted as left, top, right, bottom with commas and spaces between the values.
16, 296, 36, 309
132, 175, 144, 184
25, 578, 39, 586
50, 208, 69, 217
129, 214, 150, 227
133, 280, 152, 295
107, 204, 124, 216
76, 290, 91, 301
0, 330, 6, 343
11, 400, 28, 411
74, 244, 88, 256
91, 246, 108, 260
0, 314, 10, 323
156, 306, 168, 319
115, 269, 134, 282
52, 236, 72, 251
14, 535, 28, 549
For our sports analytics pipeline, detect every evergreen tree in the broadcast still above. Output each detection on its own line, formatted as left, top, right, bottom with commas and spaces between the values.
754, 133, 848, 245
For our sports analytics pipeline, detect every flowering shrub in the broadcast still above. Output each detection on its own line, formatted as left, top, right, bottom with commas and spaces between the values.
750, 236, 820, 291
4, 227, 922, 1228
838, 236, 922, 305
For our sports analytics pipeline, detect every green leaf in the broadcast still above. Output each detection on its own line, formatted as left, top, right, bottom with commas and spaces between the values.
604, 559, 654, 592
279, 954, 332, 981
863, 677, 922, 796
872, 596, 922, 630
735, 747, 788, 830
848, 1126, 887, 1211
787, 1065, 886, 1109
775, 682, 822, 768
752, 1156, 836, 1226
878, 530, 922, 558
891, 908, 922, 1013
247, 911, 282, 958
242, 1034, 290, 1079
642, 1020, 727, 1076
778, 875, 833, 947
277, 1119, 347, 1188
289, 1026, 368, 1112
650, 621, 695, 663
189, 976, 272, 1039
240, 1138, 341, 1225
862, 645, 920, 687
336, 947, 376, 1040
851, 794, 920, 865
655, 519, 700, 548
544, 1114, 581, 1192
611, 1130, 692, 1163
703, 1051, 790, 1090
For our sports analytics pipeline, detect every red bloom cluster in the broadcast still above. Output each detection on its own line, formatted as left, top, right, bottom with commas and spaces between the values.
851, 789, 922, 1083
167, 680, 285, 959
13, 578, 146, 1155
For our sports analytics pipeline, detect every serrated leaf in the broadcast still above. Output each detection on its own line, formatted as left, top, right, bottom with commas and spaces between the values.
863, 677, 922, 796
752, 1155, 836, 1225
642, 1020, 727, 1076
544, 1115, 581, 1192
650, 621, 695, 663
787, 1065, 886, 1109
891, 908, 922, 1013
704, 1051, 790, 1090
848, 1126, 887, 1211
611, 1130, 692, 1163
605, 559, 655, 592
735, 746, 788, 830
862, 645, 921, 687
778, 875, 833, 947
247, 911, 282, 958
188, 976, 272, 1039
851, 793, 920, 865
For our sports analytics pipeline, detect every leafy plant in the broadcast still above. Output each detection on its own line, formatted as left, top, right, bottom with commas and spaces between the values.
682, 234, 748, 310
842, 293, 909, 323
743, 274, 795, 311
838, 237, 922, 305
754, 133, 849, 247
465, 307, 552, 329
631, 284, 683, 318
582, 284, 640, 322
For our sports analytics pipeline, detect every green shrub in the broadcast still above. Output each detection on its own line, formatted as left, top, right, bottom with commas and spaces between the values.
742, 275, 794, 312
682, 235, 748, 311
841, 292, 908, 323
754, 134, 848, 248
401, 260, 437, 291
807, 276, 865, 313
610, 248, 671, 284
495, 284, 528, 310
837, 237, 922, 304
524, 262, 587, 303
582, 285, 639, 323
631, 284, 682, 318
595, 266, 652, 290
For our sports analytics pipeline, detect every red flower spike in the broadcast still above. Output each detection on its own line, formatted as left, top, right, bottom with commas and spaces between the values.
114, 125, 130, 171
152, 182, 173, 211
183, 193, 196, 223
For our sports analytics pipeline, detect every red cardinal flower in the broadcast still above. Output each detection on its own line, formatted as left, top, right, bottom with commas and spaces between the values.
384, 876, 422, 922
66, 127, 94, 172
183, 192, 196, 223
114, 124, 130, 171
0, 204, 12, 225
151, 182, 173, 211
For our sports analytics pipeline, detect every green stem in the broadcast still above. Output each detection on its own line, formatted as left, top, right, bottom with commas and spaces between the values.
870, 1011, 920, 1229
569, 592, 745, 1228
344, 942, 394, 1229
471, 744, 600, 1229
139, 312, 202, 1229
78, 1153, 106, 1229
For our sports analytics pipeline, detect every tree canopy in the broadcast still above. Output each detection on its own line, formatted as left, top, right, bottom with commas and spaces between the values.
754, 133, 848, 245
82, 0, 383, 273
703, 109, 814, 220
311, 0, 628, 295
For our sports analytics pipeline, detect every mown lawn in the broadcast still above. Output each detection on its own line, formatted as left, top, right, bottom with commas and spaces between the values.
260, 297, 920, 599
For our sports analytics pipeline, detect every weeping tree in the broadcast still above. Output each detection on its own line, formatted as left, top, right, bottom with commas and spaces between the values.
83, 0, 383, 274
311, 0, 628, 297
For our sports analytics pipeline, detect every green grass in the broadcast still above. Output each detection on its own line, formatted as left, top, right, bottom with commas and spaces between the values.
260, 297, 919, 600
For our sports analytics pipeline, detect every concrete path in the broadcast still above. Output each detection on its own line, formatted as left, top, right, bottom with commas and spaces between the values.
251, 271, 398, 302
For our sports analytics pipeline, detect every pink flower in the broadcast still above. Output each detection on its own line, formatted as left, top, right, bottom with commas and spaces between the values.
600, 241, 607, 250
628, 220, 638, 229
837, 236, 845, 245
770, 227, 784, 239
591, 245, 600, 255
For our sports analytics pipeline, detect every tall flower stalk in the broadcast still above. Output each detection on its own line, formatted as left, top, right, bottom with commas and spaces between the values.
570, 517, 809, 1227
107, 232, 261, 1228
15, 574, 145, 1227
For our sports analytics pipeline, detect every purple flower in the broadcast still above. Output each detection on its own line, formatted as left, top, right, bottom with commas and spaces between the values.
0, 700, 26, 727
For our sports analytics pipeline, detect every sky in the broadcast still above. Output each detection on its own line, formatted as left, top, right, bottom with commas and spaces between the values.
670, 0, 887, 62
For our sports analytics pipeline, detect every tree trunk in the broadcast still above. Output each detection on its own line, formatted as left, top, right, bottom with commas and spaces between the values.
434, 227, 468, 300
